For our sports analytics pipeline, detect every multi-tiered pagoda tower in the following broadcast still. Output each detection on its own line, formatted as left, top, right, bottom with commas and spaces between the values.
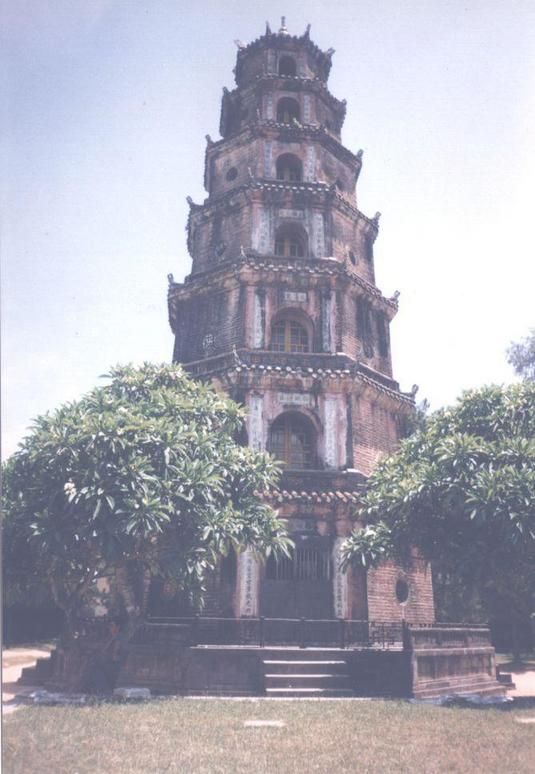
167, 20, 434, 624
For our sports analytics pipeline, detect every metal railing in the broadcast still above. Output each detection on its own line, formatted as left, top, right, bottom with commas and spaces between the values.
139, 615, 405, 650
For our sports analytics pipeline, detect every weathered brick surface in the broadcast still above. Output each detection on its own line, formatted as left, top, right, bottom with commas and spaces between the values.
172, 283, 244, 363
351, 396, 399, 475
367, 561, 435, 623
167, 26, 435, 624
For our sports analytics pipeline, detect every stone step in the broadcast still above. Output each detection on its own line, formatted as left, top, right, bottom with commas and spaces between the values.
18, 655, 54, 686
496, 671, 515, 687
265, 673, 349, 689
265, 687, 354, 698
414, 678, 506, 699
263, 659, 348, 674
258, 649, 350, 660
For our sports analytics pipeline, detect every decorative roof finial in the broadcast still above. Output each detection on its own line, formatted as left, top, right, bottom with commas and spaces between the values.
265, 20, 272, 35
279, 16, 288, 35
304, 24, 311, 38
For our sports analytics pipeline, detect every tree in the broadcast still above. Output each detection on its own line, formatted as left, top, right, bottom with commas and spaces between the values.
342, 383, 535, 651
507, 328, 535, 381
2, 363, 290, 637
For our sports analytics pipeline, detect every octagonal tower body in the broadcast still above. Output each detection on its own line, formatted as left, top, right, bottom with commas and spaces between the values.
167, 22, 434, 624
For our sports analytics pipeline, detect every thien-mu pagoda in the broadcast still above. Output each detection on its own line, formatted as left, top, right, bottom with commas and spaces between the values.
166, 19, 434, 624
37, 20, 505, 701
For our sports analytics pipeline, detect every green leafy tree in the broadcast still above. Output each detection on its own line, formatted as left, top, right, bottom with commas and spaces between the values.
2, 364, 290, 637
342, 383, 535, 651
507, 328, 535, 381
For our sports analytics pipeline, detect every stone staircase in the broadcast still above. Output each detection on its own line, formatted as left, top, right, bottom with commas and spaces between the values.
263, 651, 354, 698
18, 651, 56, 686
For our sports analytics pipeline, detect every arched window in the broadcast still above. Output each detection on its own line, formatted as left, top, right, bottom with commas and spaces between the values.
277, 97, 300, 124
269, 413, 315, 469
274, 224, 307, 258
271, 319, 309, 353
278, 56, 296, 76
276, 154, 302, 182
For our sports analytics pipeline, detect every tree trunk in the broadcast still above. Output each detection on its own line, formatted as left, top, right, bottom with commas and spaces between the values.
140, 567, 152, 617
511, 616, 522, 664
115, 562, 141, 638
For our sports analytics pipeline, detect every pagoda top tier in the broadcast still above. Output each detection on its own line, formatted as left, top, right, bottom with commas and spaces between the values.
233, 18, 335, 87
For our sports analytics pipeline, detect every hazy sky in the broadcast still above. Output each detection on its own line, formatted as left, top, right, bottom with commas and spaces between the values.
2, 0, 535, 458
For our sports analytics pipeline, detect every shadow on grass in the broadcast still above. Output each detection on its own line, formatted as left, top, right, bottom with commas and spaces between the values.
411, 696, 535, 711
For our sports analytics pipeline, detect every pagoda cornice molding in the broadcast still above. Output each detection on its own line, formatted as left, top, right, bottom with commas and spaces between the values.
250, 178, 357, 216
221, 74, 345, 127
265, 469, 368, 505
252, 74, 345, 113
180, 349, 414, 412
207, 119, 360, 178
169, 253, 399, 317
191, 178, 377, 231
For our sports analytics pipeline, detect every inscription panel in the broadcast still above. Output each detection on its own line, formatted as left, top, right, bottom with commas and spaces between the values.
333, 538, 350, 618
253, 291, 265, 348
265, 93, 273, 119
321, 293, 332, 352
257, 207, 271, 253
305, 145, 316, 182
249, 393, 264, 451
278, 208, 304, 219
313, 212, 325, 257
239, 549, 259, 617
324, 396, 337, 467
283, 290, 307, 303
277, 392, 313, 407
263, 140, 273, 178
303, 94, 311, 123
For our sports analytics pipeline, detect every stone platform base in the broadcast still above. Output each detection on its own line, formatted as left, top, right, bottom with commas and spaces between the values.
117, 645, 410, 697
32, 624, 507, 700
408, 627, 506, 699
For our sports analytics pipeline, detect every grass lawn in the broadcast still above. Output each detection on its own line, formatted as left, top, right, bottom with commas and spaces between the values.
3, 698, 535, 774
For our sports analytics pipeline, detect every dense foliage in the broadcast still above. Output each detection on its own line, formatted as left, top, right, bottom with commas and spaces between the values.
342, 383, 535, 632
2, 364, 290, 631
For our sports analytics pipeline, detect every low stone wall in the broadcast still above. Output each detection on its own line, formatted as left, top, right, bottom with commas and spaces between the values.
117, 646, 408, 697
118, 645, 265, 696
348, 650, 410, 697
46, 643, 103, 692
43, 624, 506, 699
406, 626, 506, 699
